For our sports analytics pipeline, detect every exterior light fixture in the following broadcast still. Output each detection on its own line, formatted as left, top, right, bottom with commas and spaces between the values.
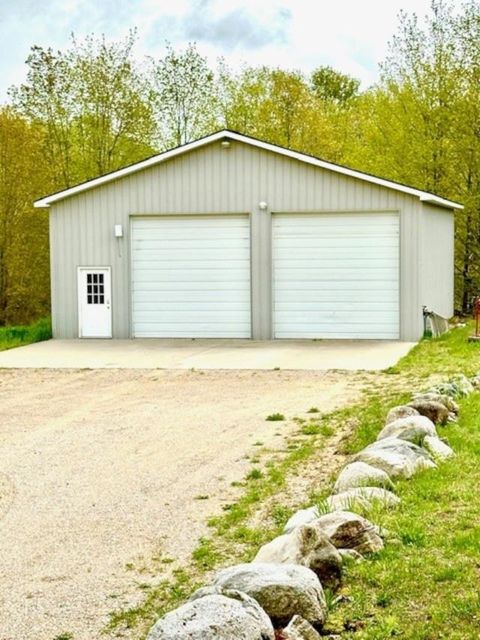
259, 201, 268, 210
221, 140, 231, 149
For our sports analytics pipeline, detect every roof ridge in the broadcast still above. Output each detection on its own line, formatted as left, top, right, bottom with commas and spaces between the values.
34, 129, 463, 210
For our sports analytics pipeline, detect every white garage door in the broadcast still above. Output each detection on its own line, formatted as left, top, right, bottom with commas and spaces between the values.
131, 216, 251, 338
273, 213, 399, 339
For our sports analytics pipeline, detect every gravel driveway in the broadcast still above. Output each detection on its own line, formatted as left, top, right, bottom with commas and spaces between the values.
0, 368, 361, 640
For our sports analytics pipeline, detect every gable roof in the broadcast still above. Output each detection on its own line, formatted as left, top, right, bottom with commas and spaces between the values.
34, 129, 463, 210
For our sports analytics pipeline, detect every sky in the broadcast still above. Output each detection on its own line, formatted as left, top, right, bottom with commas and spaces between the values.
0, 0, 447, 100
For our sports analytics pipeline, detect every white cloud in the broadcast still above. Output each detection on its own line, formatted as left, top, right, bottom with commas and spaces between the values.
0, 0, 461, 101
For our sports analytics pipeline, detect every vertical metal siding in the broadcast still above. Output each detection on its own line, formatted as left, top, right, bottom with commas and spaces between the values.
49, 141, 426, 340
420, 203, 455, 318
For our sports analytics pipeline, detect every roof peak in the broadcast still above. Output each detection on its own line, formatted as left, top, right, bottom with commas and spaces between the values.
34, 130, 462, 210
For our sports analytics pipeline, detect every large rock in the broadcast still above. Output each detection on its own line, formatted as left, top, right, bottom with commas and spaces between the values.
427, 382, 458, 399
429, 375, 473, 399
311, 511, 383, 555
450, 374, 474, 396
423, 435, 455, 460
376, 415, 437, 445
412, 392, 459, 415
407, 399, 450, 425
470, 374, 480, 389
326, 487, 400, 513
283, 615, 321, 639
354, 437, 436, 479
212, 563, 327, 628
146, 588, 275, 639
253, 524, 342, 590
333, 461, 394, 493
385, 405, 420, 424
284, 507, 320, 534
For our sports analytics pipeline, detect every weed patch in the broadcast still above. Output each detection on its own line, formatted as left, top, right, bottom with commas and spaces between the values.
266, 412, 285, 421
0, 317, 51, 352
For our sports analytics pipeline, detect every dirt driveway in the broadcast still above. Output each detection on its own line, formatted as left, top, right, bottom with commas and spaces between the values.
0, 368, 363, 640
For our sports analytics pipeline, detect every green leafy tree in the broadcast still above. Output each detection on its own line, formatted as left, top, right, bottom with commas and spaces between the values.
310, 66, 360, 105
150, 43, 219, 148
10, 31, 156, 187
219, 64, 359, 162
70, 31, 156, 179
9, 45, 75, 187
451, 0, 480, 309
219, 66, 310, 147
0, 108, 50, 324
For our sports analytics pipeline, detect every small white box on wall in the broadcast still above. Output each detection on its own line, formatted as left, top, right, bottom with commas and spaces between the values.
114, 224, 123, 238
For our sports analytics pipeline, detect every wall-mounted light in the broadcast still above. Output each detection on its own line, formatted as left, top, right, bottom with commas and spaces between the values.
221, 139, 231, 149
114, 224, 123, 238
259, 201, 268, 210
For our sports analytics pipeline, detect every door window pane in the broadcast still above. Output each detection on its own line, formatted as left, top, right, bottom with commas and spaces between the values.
86, 272, 106, 304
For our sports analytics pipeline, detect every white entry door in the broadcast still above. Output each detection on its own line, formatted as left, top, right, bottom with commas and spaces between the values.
77, 267, 112, 338
273, 213, 400, 339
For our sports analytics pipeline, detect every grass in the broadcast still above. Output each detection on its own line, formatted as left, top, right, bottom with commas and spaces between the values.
245, 468, 264, 480
0, 317, 51, 352
326, 394, 480, 639
266, 412, 285, 421
393, 323, 480, 378
107, 322, 480, 639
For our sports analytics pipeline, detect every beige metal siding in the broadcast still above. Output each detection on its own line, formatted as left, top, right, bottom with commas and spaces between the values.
420, 203, 455, 318
49, 140, 426, 340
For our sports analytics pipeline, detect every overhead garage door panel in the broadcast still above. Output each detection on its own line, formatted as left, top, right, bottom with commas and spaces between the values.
273, 213, 399, 339
132, 216, 251, 338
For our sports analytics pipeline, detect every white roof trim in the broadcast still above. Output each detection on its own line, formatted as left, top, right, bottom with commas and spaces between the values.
34, 130, 463, 210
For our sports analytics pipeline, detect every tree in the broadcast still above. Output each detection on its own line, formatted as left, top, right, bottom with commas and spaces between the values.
10, 31, 157, 187
9, 45, 75, 187
0, 108, 50, 324
150, 43, 219, 148
70, 31, 156, 179
219, 66, 311, 147
310, 66, 360, 105
219, 64, 360, 163
451, 0, 480, 309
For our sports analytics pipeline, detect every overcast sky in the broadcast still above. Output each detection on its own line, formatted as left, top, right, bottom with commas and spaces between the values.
0, 0, 451, 100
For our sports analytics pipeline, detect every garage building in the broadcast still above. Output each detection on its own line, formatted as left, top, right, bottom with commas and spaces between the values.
34, 130, 462, 341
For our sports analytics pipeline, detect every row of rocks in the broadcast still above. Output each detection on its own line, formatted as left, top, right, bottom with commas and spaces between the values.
147, 374, 473, 639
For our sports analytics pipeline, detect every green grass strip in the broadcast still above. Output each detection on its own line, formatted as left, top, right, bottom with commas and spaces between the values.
0, 317, 51, 352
